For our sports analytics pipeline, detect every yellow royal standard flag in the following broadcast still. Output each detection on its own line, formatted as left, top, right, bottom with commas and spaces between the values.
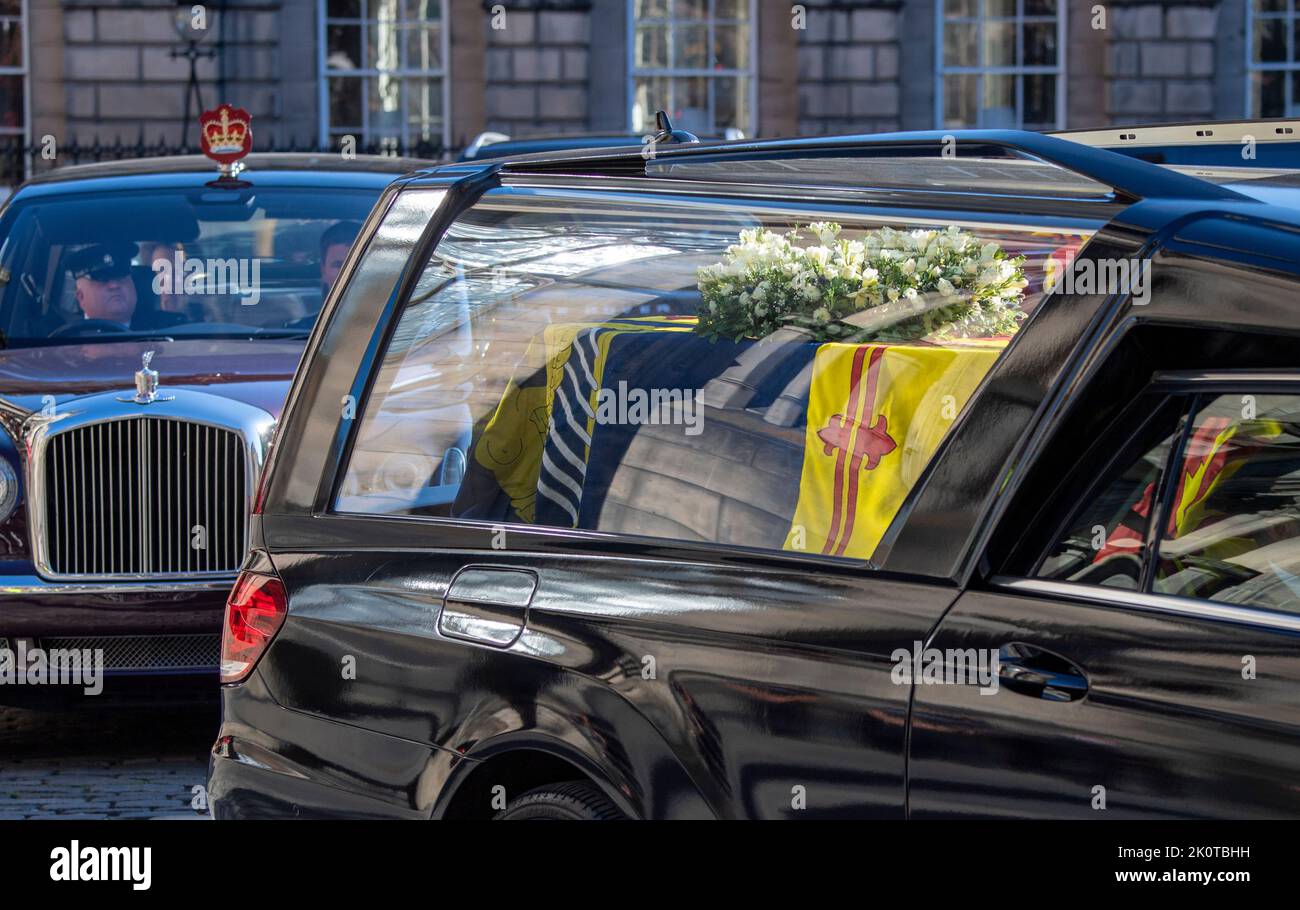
1168, 415, 1284, 539
788, 341, 1003, 560
474, 316, 695, 523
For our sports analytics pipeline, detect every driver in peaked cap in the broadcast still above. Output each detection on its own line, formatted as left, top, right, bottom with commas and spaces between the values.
65, 242, 188, 332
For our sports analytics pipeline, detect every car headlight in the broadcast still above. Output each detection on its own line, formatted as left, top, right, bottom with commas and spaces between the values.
0, 459, 17, 524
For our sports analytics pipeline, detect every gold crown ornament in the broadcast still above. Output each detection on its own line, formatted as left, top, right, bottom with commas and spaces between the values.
199, 103, 253, 175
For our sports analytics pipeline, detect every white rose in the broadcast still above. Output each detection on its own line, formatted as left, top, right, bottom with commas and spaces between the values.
806, 246, 832, 270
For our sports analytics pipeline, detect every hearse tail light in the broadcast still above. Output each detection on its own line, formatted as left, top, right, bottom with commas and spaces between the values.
220, 571, 287, 684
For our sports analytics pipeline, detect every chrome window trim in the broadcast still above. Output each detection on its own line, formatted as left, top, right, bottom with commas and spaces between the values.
22, 389, 275, 582
990, 575, 1300, 634
1151, 370, 1300, 386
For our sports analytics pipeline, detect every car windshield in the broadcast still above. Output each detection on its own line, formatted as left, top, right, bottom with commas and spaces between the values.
0, 184, 380, 348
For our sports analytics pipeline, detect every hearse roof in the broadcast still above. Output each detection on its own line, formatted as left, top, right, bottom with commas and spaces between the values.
419, 129, 1252, 206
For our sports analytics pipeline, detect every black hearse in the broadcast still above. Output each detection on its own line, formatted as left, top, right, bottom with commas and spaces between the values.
210, 124, 1300, 819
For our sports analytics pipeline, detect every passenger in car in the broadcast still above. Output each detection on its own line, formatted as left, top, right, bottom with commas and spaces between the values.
57, 243, 188, 336
320, 220, 361, 298
140, 241, 190, 315
67, 243, 141, 327
280, 220, 364, 331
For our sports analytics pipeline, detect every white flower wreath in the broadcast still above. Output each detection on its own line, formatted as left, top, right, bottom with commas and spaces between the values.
695, 222, 1029, 344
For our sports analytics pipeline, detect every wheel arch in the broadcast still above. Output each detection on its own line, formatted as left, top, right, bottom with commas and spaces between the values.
435, 733, 636, 820
432, 700, 716, 820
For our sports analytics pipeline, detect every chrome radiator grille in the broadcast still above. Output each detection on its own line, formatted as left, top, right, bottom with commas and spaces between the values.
43, 418, 248, 577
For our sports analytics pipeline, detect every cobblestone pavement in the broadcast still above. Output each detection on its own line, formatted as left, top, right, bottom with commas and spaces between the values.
0, 702, 217, 819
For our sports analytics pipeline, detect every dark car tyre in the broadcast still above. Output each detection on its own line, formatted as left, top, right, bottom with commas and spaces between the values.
495, 781, 626, 820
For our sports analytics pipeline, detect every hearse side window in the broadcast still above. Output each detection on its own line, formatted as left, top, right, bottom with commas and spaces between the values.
1038, 392, 1300, 616
1153, 394, 1300, 614
335, 189, 1091, 562
1036, 401, 1185, 591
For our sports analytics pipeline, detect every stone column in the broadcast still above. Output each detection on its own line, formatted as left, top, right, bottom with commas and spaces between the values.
27, 0, 66, 150
1106, 1, 1219, 125
450, 0, 488, 148
482, 0, 591, 138
1067, 0, 1107, 128
798, 0, 903, 136
588, 0, 625, 132
278, 0, 318, 146
758, 0, 798, 137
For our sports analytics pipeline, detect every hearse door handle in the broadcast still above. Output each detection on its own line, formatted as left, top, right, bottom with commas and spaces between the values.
436, 566, 537, 649
997, 643, 1089, 702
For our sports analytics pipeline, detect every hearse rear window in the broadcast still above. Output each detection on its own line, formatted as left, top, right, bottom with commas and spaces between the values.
335, 189, 1094, 563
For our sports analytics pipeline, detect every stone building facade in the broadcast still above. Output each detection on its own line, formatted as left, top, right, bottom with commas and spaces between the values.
1, 0, 1281, 179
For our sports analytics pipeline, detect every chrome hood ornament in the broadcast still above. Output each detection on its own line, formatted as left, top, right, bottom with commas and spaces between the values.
117, 350, 174, 404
